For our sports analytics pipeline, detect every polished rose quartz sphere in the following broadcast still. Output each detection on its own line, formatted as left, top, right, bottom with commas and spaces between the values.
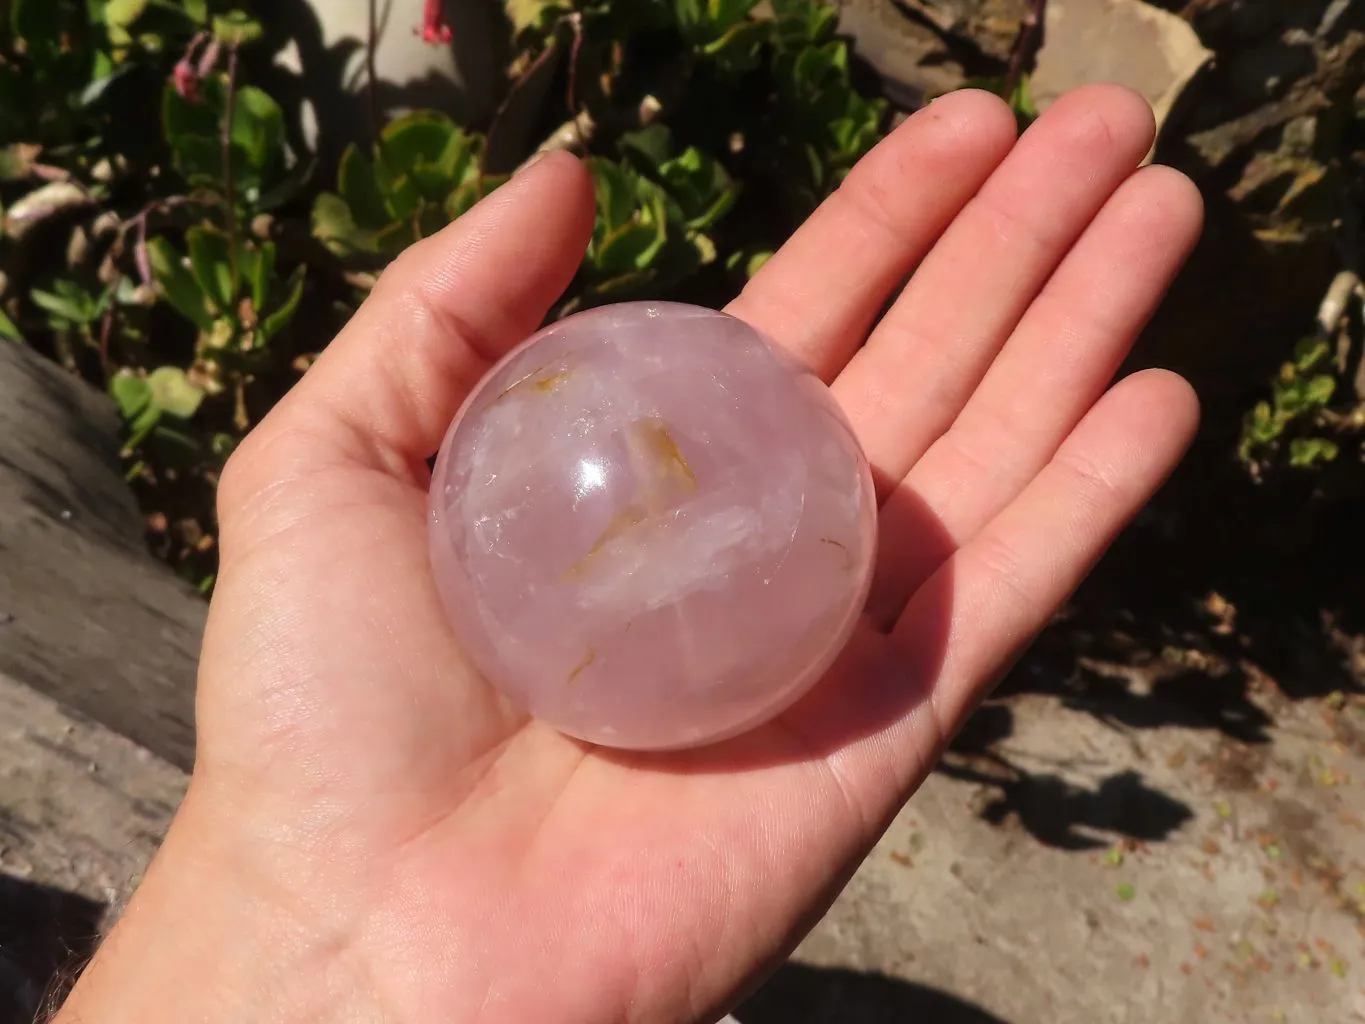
429, 301, 876, 750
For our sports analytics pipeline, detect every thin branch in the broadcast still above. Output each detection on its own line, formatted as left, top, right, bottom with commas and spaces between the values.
114, 194, 217, 289
1004, 0, 1047, 99
98, 288, 116, 372
565, 13, 585, 116
367, 0, 383, 144
221, 43, 241, 294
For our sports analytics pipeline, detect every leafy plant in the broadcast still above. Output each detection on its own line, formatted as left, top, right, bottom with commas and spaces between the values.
3, 0, 892, 587
313, 113, 505, 259
1239, 336, 1350, 472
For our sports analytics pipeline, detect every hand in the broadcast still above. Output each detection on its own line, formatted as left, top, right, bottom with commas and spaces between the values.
56, 84, 1201, 1024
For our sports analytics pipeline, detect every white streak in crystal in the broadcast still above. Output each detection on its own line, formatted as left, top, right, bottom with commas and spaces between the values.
572, 504, 766, 615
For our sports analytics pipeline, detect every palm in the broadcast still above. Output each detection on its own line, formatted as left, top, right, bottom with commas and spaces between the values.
193, 86, 1201, 1024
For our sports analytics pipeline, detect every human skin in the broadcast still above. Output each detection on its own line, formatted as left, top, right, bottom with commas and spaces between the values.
52, 85, 1202, 1024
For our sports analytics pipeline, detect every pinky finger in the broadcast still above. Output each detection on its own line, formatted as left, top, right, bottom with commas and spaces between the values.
891, 369, 1200, 736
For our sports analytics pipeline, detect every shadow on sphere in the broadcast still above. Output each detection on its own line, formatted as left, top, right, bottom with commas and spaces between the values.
734, 962, 1010, 1024
588, 482, 956, 776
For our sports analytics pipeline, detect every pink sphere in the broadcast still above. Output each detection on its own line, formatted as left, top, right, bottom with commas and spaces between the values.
429, 301, 876, 750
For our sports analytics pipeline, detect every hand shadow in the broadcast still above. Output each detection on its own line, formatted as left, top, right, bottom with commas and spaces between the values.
734, 961, 1011, 1024
0, 876, 104, 1024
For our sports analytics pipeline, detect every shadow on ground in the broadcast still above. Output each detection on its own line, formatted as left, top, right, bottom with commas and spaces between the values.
935, 0, 1365, 846
940, 706, 1196, 850
0, 876, 103, 1024
736, 962, 1009, 1024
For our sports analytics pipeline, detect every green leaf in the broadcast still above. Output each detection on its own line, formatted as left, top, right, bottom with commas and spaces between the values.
311, 192, 375, 256
745, 250, 773, 278
590, 159, 642, 232
689, 231, 717, 265
505, 0, 564, 35
147, 366, 205, 419
260, 265, 305, 342
147, 237, 215, 332
30, 281, 103, 325
597, 222, 666, 275
112, 376, 164, 451
380, 112, 458, 177
1304, 375, 1336, 406
658, 146, 738, 230
0, 307, 24, 343
1010, 75, 1039, 124
374, 163, 420, 222
772, 0, 838, 46
1293, 336, 1329, 371
620, 124, 675, 173
1274, 377, 1307, 417
338, 146, 390, 231
1289, 437, 1340, 467
170, 134, 223, 187
210, 433, 237, 459
109, 371, 153, 423
212, 10, 264, 45
444, 174, 506, 220
239, 241, 275, 316
105, 0, 151, 28
1246, 401, 1284, 444
230, 86, 285, 172
698, 18, 765, 66
186, 227, 237, 315
79, 66, 134, 108
1115, 882, 1136, 902
164, 78, 221, 144
440, 129, 476, 180
255, 157, 315, 213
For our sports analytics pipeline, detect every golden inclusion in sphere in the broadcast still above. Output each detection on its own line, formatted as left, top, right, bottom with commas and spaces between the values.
428, 302, 876, 750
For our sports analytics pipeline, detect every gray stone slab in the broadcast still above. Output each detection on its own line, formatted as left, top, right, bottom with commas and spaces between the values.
0, 670, 187, 1023
0, 342, 204, 771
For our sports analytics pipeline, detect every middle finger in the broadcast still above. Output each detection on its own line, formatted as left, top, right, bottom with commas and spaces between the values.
832, 83, 1157, 493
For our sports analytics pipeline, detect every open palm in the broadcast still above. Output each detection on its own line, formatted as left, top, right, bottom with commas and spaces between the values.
137, 86, 1200, 1024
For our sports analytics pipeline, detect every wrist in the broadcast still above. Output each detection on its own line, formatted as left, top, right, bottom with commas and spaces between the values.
49, 781, 380, 1024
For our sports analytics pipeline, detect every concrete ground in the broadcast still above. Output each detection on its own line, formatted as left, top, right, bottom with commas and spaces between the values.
736, 681, 1365, 1023
6, 659, 1362, 1024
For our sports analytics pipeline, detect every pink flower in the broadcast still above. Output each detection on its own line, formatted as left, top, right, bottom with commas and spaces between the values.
170, 32, 219, 104
172, 57, 200, 103
417, 0, 453, 44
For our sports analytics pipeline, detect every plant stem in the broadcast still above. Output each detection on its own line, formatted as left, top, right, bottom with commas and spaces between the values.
221, 43, 241, 297
1004, 0, 1047, 99
98, 291, 116, 373
565, 12, 585, 115
367, 0, 383, 144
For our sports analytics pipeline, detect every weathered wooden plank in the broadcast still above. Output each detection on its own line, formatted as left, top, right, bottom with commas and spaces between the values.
0, 670, 187, 1023
0, 342, 204, 771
